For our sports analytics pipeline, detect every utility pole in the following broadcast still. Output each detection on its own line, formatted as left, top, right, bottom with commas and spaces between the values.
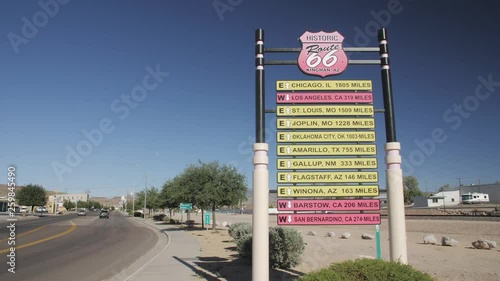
457, 178, 462, 187
129, 163, 147, 219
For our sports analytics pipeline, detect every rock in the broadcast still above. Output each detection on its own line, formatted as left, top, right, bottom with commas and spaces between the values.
472, 239, 497, 249
486, 239, 497, 248
340, 232, 351, 239
423, 234, 437, 245
307, 231, 317, 236
472, 239, 488, 249
441, 236, 460, 247
326, 232, 335, 237
362, 233, 375, 240
222, 221, 228, 227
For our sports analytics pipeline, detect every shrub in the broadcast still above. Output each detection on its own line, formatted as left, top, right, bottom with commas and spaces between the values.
236, 233, 253, 259
153, 214, 166, 221
298, 258, 436, 281
269, 227, 304, 269
235, 226, 305, 269
228, 222, 247, 237
228, 222, 252, 242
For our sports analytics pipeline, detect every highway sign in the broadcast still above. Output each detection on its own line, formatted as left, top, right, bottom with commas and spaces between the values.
276, 92, 373, 104
277, 144, 376, 156
276, 80, 372, 91
277, 131, 375, 142
276, 105, 374, 116
277, 213, 381, 225
297, 31, 348, 78
277, 171, 378, 183
277, 158, 377, 169
277, 199, 380, 211
277, 118, 375, 129
277, 185, 379, 197
179, 203, 192, 210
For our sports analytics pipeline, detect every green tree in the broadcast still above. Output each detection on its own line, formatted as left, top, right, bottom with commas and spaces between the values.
87, 200, 101, 209
135, 187, 161, 215
159, 178, 182, 217
146, 187, 161, 214
403, 176, 423, 204
63, 199, 75, 211
16, 184, 47, 213
171, 160, 248, 229
77, 200, 89, 209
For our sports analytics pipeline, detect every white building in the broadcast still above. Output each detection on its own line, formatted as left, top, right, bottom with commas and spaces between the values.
48, 193, 89, 212
413, 190, 460, 208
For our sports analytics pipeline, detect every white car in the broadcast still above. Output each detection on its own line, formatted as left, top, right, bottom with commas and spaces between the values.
36, 207, 48, 213
77, 210, 86, 216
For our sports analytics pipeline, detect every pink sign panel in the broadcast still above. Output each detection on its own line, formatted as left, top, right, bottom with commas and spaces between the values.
298, 31, 348, 78
277, 199, 380, 211
277, 213, 381, 225
276, 92, 373, 104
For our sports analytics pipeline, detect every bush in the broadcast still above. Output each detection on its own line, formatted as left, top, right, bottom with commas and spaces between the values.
153, 214, 166, 221
269, 227, 304, 269
236, 233, 253, 259
298, 258, 436, 281
228, 222, 252, 242
234, 226, 305, 269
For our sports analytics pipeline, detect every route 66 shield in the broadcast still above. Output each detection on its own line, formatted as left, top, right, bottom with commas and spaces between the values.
298, 31, 348, 78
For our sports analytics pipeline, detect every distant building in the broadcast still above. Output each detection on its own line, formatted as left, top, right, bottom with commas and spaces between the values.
48, 193, 89, 213
413, 190, 460, 208
459, 183, 500, 203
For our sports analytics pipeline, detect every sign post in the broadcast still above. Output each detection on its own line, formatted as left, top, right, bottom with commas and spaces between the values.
180, 203, 192, 227
376, 224, 381, 259
253, 29, 269, 281
254, 27, 407, 280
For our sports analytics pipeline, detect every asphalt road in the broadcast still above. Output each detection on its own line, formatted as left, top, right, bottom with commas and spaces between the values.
0, 211, 158, 281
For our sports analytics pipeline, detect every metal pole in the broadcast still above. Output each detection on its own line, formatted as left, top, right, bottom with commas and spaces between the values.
144, 172, 147, 219
379, 28, 408, 264
253, 28, 269, 281
132, 182, 135, 213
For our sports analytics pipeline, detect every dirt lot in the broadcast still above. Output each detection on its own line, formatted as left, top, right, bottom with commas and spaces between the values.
179, 213, 500, 281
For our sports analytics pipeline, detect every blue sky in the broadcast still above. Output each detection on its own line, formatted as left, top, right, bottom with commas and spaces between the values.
1, 0, 499, 197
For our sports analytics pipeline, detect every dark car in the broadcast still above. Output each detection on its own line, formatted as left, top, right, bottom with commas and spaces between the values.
99, 210, 109, 219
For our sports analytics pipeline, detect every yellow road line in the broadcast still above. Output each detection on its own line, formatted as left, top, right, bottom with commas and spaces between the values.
0, 221, 77, 253
0, 225, 47, 243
